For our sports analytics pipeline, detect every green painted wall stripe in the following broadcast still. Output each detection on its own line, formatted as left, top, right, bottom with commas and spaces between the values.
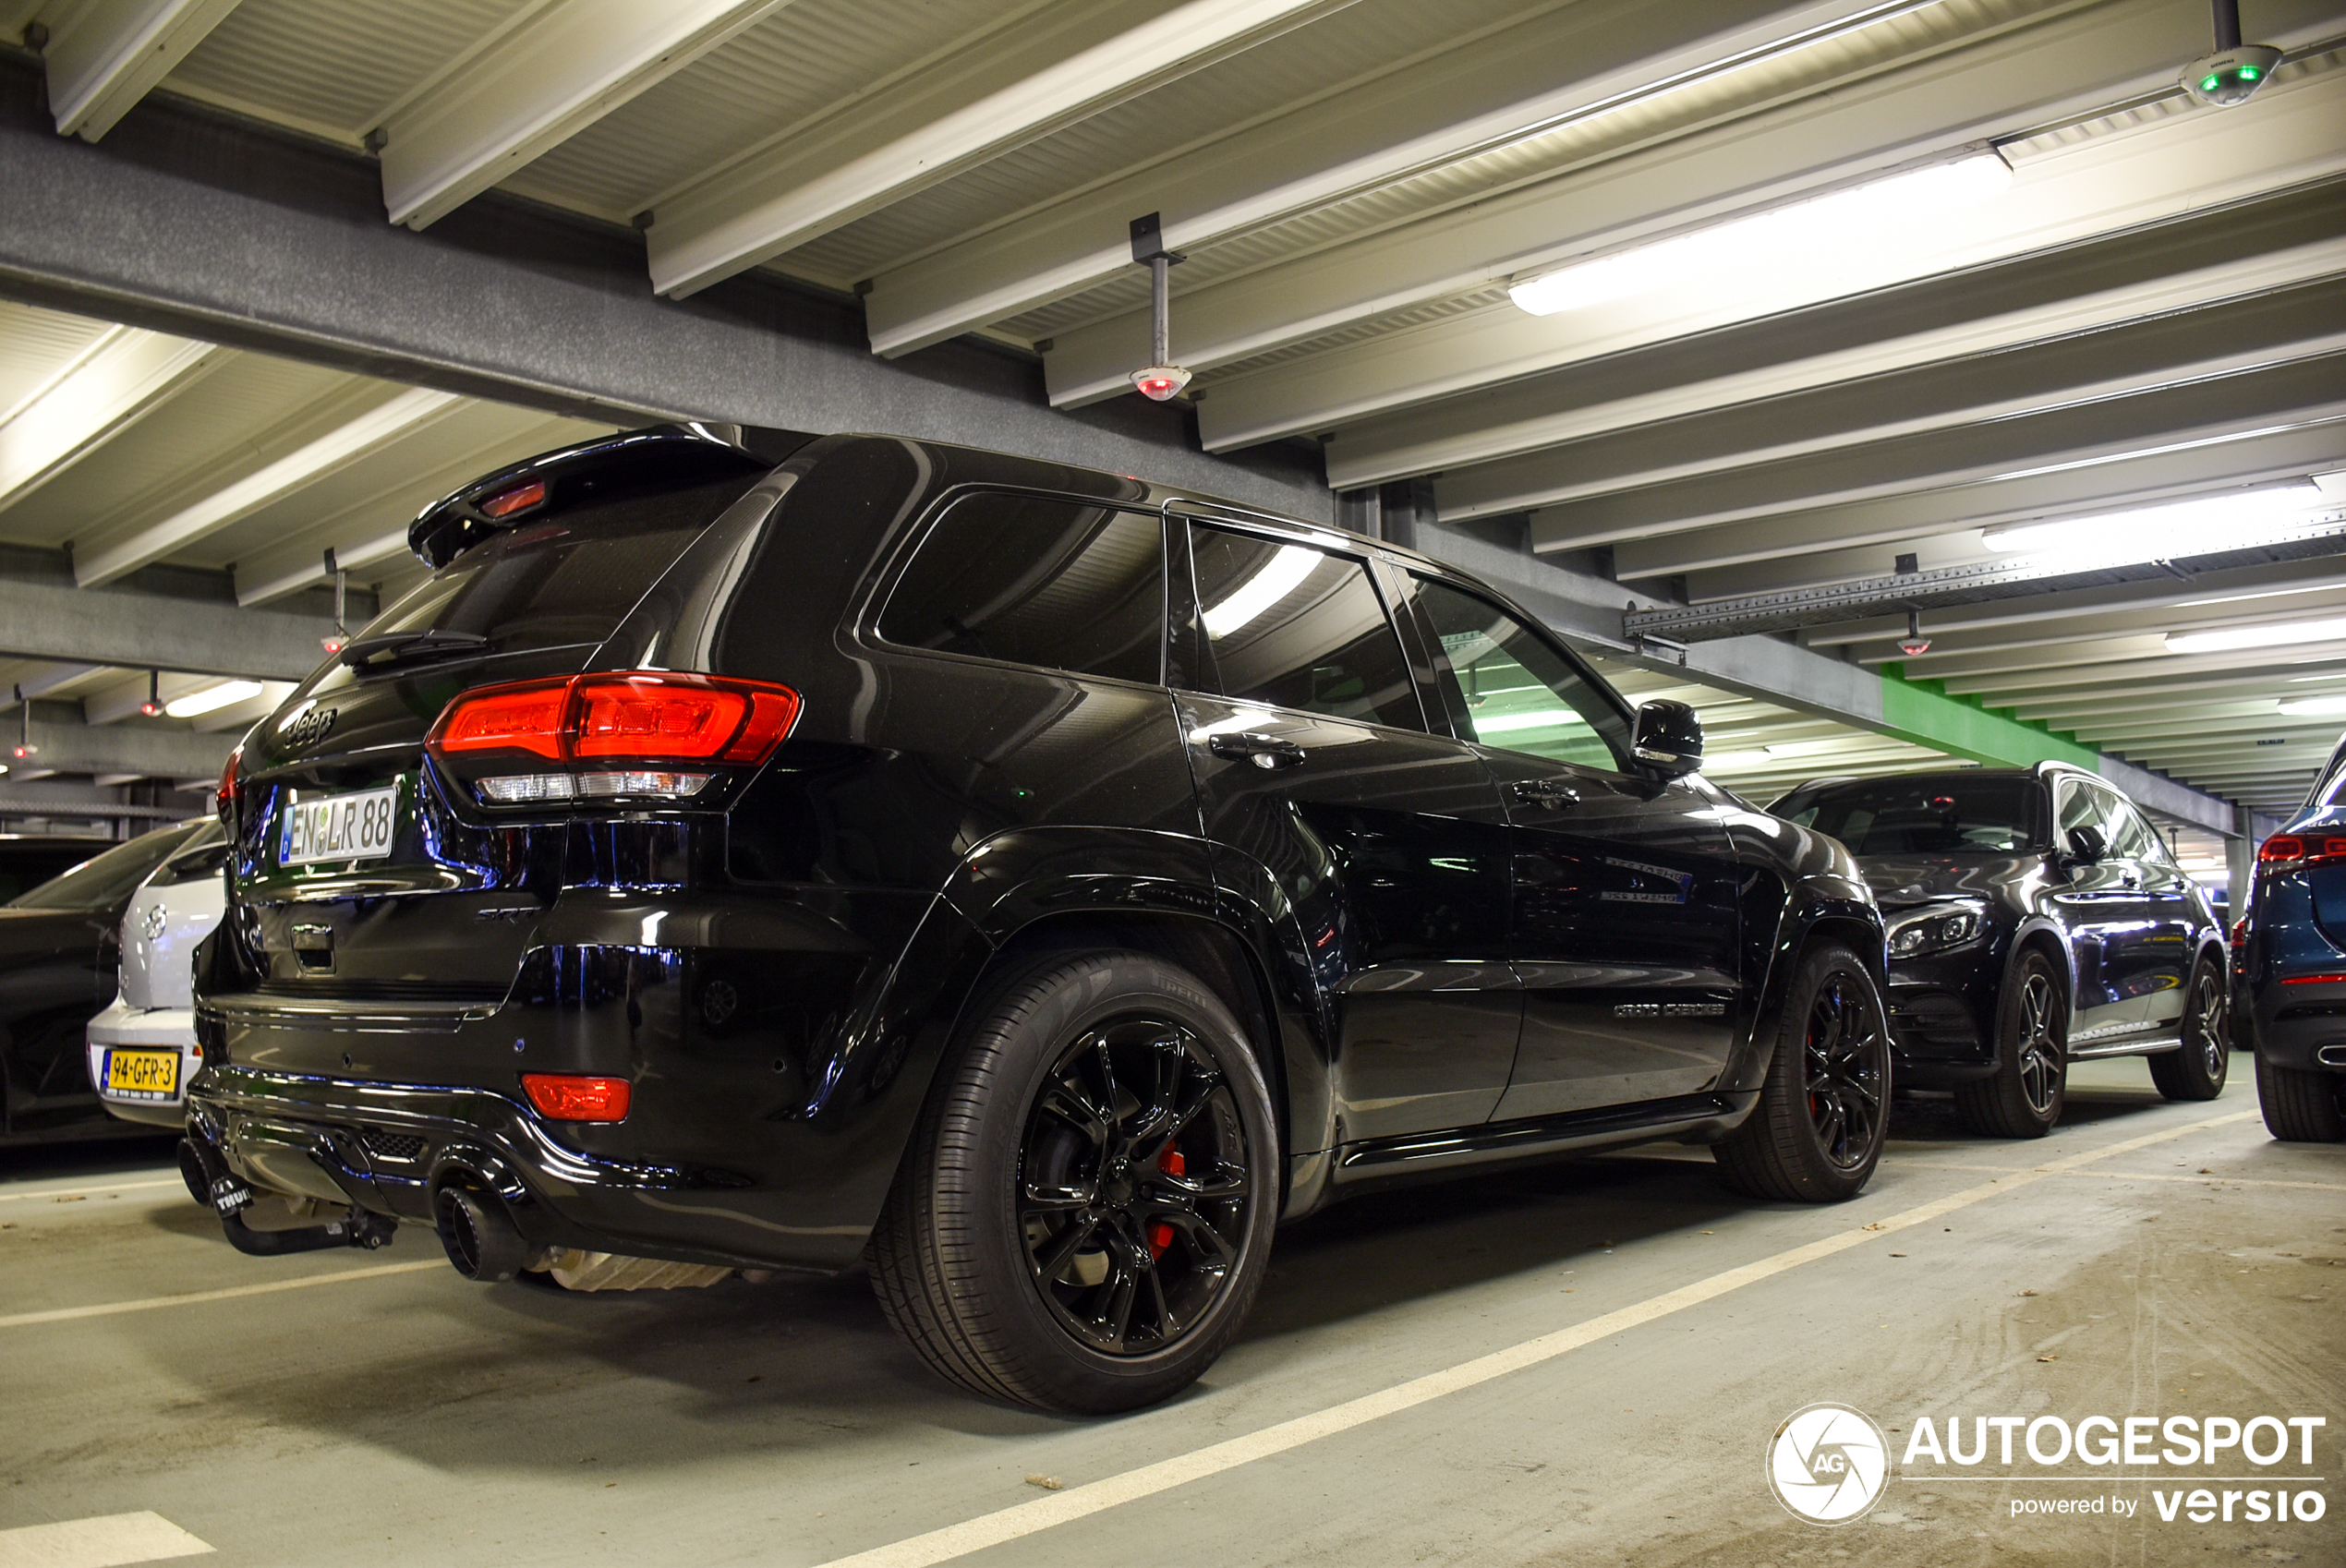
1877, 665, 2099, 769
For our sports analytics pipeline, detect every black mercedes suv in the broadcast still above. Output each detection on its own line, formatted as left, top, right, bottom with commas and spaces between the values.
187, 425, 1884, 1413
2235, 731, 2346, 1141
1772, 766, 2230, 1139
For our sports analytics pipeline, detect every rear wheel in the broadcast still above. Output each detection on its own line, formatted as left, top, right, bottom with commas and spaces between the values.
2255, 1054, 2346, 1142
1955, 949, 2065, 1139
2148, 956, 2228, 1102
1714, 944, 1888, 1202
869, 949, 1279, 1414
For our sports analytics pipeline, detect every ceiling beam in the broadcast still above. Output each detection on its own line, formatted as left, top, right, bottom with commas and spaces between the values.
42, 0, 239, 141
1799, 560, 2346, 650
1326, 199, 2346, 489
1446, 281, 2346, 521
71, 385, 466, 586
1601, 416, 2346, 577
0, 569, 331, 681
1518, 352, 2346, 552
861, 0, 1898, 356
0, 323, 223, 511
647, 0, 1348, 300
1042, 0, 2346, 418
379, 0, 797, 230
8, 703, 235, 781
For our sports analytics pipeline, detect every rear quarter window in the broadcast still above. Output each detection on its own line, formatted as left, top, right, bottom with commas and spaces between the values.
877, 491, 1166, 684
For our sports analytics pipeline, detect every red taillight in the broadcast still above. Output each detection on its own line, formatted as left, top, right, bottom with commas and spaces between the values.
479, 478, 547, 519
431, 669, 806, 802
2258, 834, 2346, 869
215, 745, 243, 823
2231, 917, 2250, 949
521, 1073, 631, 1121
436, 685, 570, 760
2280, 973, 2346, 987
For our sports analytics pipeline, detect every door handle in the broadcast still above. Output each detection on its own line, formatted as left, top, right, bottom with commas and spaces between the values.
1206, 732, 1306, 769
1509, 778, 1580, 806
2122, 874, 2139, 888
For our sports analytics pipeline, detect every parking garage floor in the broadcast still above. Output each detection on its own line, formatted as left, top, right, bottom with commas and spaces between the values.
2, 1057, 2338, 1568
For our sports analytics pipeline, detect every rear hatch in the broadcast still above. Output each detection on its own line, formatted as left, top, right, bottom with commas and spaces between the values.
220, 428, 801, 1010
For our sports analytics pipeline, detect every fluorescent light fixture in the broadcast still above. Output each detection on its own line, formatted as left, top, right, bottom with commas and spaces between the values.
1508, 151, 2011, 317
1202, 545, 1317, 636
163, 680, 263, 718
2279, 694, 2346, 717
2166, 616, 2346, 655
1982, 485, 2321, 563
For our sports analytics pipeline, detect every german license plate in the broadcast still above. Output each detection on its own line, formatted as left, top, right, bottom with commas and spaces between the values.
279, 784, 398, 867
105, 1049, 179, 1099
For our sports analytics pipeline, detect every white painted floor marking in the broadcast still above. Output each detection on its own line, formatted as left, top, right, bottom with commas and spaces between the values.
0, 1510, 212, 1566
816, 1109, 2258, 1568
0, 1180, 185, 1205
0, 1261, 442, 1330
1899, 1160, 2344, 1191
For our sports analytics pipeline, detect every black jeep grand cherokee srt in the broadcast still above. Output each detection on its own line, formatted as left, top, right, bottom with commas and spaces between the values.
187, 425, 1884, 1413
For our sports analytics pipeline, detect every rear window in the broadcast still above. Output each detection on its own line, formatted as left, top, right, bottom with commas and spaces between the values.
877, 491, 1166, 684
363, 476, 756, 657
1774, 778, 2039, 854
1188, 524, 1422, 730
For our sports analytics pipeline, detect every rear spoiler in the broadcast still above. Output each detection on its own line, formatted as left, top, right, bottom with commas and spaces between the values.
407, 423, 817, 570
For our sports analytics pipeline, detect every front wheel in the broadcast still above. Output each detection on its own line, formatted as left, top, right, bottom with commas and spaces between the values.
1955, 948, 2066, 1139
2147, 955, 2228, 1102
1714, 944, 1889, 1201
869, 949, 1279, 1414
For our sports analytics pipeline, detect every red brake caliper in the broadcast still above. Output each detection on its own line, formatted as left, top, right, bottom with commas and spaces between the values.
1149, 1146, 1185, 1257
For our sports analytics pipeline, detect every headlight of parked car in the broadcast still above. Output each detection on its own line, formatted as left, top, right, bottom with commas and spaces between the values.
1886, 903, 1987, 959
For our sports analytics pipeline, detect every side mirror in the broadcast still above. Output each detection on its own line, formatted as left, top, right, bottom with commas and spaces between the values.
1631, 699, 1703, 778
2064, 824, 2108, 864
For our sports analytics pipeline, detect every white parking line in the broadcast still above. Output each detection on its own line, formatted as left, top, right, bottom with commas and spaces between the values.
0, 1261, 443, 1330
1899, 1160, 2346, 1191
0, 1510, 212, 1566
0, 1179, 185, 1204
816, 1109, 2257, 1568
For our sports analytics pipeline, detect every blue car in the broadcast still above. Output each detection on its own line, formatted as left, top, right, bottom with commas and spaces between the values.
2237, 733, 2346, 1141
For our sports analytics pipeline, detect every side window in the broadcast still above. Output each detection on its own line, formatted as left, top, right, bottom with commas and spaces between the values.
1405, 576, 1631, 772
877, 491, 1165, 684
2104, 795, 2162, 862
2056, 781, 2100, 844
1186, 524, 1422, 730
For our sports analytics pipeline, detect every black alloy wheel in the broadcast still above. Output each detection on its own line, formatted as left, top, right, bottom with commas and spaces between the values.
870, 950, 1279, 1414
1715, 944, 1889, 1201
2149, 956, 2229, 1102
1802, 971, 1886, 1170
1955, 949, 2066, 1139
1018, 1022, 1253, 1357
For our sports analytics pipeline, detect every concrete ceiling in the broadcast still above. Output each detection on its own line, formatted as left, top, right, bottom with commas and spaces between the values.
1, 0, 2339, 817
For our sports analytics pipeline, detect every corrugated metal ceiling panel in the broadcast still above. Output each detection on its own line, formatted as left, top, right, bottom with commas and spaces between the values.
0, 302, 116, 424
500, 0, 1045, 226
165, 0, 542, 143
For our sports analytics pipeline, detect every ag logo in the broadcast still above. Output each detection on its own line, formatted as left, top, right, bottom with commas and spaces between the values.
1766, 1402, 1890, 1526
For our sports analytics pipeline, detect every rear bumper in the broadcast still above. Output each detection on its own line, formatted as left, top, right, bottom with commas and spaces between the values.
85, 1005, 200, 1128
2250, 981, 2346, 1073
187, 1063, 865, 1274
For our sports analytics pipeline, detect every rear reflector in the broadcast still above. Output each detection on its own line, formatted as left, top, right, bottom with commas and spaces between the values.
2279, 972, 2346, 986
522, 1073, 631, 1121
429, 672, 799, 801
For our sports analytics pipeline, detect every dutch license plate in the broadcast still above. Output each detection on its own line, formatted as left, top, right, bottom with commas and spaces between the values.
279, 784, 399, 867
105, 1049, 179, 1099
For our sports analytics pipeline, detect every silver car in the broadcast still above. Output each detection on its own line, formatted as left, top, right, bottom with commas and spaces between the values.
85, 820, 228, 1127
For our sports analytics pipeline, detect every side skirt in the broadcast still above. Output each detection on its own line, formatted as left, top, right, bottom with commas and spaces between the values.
1305, 1092, 1759, 1202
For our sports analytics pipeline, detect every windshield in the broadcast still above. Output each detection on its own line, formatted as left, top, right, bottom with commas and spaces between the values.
6, 822, 202, 911
1772, 778, 2040, 855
